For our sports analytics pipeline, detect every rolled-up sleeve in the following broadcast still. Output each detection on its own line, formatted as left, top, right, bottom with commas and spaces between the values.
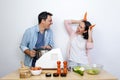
20, 29, 30, 52
86, 42, 93, 49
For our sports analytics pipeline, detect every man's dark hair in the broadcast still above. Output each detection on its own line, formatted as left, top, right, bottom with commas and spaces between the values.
38, 11, 53, 24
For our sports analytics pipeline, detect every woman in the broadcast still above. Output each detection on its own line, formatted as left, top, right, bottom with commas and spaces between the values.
64, 19, 94, 67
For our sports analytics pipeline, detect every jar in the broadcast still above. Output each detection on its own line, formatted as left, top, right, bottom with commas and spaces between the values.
19, 68, 31, 78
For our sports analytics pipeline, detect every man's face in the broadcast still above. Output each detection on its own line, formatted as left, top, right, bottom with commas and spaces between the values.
44, 15, 53, 29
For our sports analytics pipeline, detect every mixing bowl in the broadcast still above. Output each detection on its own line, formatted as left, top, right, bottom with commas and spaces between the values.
85, 64, 103, 75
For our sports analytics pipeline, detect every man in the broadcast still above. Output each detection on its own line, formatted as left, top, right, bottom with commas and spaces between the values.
20, 11, 54, 67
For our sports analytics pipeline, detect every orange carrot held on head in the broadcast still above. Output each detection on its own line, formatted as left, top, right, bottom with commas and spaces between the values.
83, 12, 87, 21
90, 24, 95, 30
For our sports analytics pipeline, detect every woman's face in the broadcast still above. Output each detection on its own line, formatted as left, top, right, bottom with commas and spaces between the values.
76, 21, 86, 34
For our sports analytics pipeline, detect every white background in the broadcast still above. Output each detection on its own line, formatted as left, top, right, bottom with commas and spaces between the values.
0, 0, 120, 79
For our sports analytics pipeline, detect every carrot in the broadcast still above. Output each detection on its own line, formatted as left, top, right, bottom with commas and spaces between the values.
90, 24, 95, 30
83, 12, 87, 21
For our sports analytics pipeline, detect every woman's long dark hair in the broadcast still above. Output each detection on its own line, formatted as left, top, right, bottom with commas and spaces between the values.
82, 20, 91, 39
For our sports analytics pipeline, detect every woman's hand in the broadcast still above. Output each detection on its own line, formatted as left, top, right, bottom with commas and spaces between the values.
87, 25, 95, 42
90, 25, 95, 30
88, 25, 95, 35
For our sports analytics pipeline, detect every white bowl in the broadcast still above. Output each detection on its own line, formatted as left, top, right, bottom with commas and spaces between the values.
30, 69, 42, 76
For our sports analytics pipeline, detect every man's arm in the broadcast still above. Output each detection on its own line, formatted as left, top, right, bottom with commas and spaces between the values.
20, 29, 36, 57
41, 29, 54, 49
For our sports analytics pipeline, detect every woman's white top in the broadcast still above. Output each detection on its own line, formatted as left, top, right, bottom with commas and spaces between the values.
69, 35, 88, 64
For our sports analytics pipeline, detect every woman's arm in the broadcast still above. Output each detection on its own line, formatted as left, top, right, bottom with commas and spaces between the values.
64, 20, 73, 36
86, 26, 94, 49
86, 25, 95, 64
64, 20, 81, 36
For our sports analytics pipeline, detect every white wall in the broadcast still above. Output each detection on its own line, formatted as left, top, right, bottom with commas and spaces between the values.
0, 0, 120, 79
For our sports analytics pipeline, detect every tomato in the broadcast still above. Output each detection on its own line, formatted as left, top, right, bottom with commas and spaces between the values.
30, 67, 41, 70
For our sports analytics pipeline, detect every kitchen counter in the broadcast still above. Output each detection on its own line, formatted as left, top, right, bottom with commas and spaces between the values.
0, 69, 118, 80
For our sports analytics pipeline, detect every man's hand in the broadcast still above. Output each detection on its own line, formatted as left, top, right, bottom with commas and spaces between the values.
29, 50, 36, 57
24, 49, 36, 58
41, 45, 52, 49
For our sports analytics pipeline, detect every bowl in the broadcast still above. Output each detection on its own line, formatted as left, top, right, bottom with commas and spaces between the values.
85, 64, 103, 75
30, 67, 42, 76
